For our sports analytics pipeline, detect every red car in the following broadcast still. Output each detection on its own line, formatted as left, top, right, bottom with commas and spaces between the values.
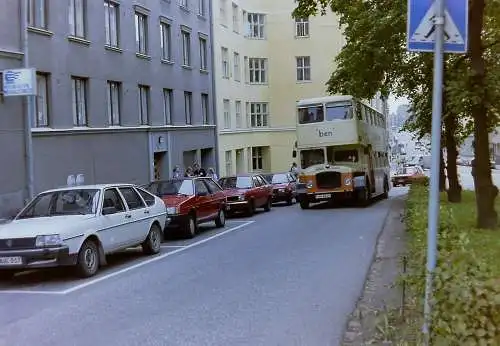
262, 172, 297, 205
218, 174, 273, 216
144, 177, 226, 239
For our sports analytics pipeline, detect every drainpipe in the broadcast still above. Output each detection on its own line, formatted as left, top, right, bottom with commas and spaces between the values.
208, 0, 220, 174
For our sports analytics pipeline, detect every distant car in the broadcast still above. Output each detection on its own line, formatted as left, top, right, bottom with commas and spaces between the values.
0, 184, 168, 279
144, 177, 227, 239
262, 172, 297, 205
218, 174, 273, 216
391, 165, 426, 187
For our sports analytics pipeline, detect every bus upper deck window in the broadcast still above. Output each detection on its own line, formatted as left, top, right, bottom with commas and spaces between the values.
298, 105, 324, 124
325, 102, 353, 121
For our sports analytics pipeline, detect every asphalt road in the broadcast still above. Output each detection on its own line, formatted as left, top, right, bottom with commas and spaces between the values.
0, 189, 405, 346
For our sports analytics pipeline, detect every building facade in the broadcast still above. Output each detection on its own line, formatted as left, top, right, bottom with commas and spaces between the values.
0, 0, 216, 217
212, 0, 347, 176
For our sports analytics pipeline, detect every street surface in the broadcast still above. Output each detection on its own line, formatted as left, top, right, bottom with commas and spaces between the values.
0, 189, 406, 346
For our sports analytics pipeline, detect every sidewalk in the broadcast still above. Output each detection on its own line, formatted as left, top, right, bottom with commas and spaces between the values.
341, 196, 407, 345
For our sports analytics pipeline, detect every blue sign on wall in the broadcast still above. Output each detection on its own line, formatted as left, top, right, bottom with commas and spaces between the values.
2, 68, 37, 96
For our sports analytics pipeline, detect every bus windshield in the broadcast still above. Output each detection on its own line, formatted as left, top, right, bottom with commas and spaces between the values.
298, 105, 324, 124
327, 148, 358, 163
300, 149, 324, 169
325, 101, 353, 121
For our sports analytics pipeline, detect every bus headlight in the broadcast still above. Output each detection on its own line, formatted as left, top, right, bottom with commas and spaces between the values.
344, 178, 352, 186
306, 180, 313, 188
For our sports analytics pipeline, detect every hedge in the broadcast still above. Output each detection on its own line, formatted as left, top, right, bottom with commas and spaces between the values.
403, 182, 500, 345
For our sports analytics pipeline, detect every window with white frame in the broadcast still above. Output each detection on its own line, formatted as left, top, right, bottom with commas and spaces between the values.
138, 85, 149, 125
225, 151, 232, 175
249, 102, 268, 127
184, 91, 192, 124
28, 0, 47, 28
232, 3, 239, 32
106, 81, 121, 126
104, 0, 119, 47
199, 36, 208, 70
201, 93, 209, 124
235, 100, 242, 128
179, 0, 188, 9
248, 58, 267, 84
35, 73, 49, 127
69, 0, 85, 37
223, 99, 231, 128
221, 47, 229, 78
71, 77, 87, 126
252, 147, 263, 170
247, 13, 265, 39
295, 18, 309, 37
135, 12, 148, 55
233, 52, 240, 81
198, 0, 205, 16
160, 21, 172, 61
181, 29, 191, 66
296, 56, 311, 81
163, 89, 173, 124
220, 0, 227, 25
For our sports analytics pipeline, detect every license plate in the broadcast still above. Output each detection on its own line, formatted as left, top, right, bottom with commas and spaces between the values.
316, 193, 331, 199
226, 205, 231, 211
0, 256, 23, 265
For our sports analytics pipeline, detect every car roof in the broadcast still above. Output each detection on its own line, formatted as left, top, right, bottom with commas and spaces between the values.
221, 174, 259, 179
41, 183, 138, 193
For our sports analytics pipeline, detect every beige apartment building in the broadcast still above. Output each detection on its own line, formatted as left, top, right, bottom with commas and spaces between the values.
212, 0, 347, 176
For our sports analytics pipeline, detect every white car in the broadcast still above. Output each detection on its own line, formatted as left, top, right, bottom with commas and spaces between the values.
0, 184, 169, 279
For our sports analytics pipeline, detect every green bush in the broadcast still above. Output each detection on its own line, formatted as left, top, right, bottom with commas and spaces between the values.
403, 184, 500, 345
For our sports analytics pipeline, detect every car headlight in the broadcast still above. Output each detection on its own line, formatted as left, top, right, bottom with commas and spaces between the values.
237, 195, 245, 201
35, 234, 63, 247
279, 188, 285, 192
166, 207, 178, 215
344, 178, 352, 186
306, 180, 313, 188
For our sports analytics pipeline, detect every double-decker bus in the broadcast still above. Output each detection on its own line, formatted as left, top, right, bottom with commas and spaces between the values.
293, 95, 390, 209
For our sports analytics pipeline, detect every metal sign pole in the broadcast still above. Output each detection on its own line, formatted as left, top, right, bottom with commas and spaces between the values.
21, 0, 35, 201
422, 0, 445, 342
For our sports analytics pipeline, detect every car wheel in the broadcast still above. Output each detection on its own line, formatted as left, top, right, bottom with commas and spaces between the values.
264, 198, 272, 212
286, 195, 293, 205
184, 214, 197, 239
142, 223, 162, 255
215, 208, 226, 228
246, 200, 255, 216
76, 239, 100, 278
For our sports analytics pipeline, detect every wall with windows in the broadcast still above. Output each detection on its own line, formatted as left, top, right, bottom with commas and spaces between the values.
0, 0, 216, 217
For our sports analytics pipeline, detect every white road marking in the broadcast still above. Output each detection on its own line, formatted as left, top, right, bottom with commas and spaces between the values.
60, 220, 255, 294
0, 289, 65, 295
160, 245, 187, 248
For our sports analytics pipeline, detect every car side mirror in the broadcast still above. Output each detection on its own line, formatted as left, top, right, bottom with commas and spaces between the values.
102, 206, 117, 215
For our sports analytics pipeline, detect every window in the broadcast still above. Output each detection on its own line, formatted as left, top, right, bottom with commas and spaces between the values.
35, 73, 49, 127
135, 12, 148, 55
136, 188, 156, 206
248, 58, 267, 83
247, 13, 265, 39
252, 147, 263, 170
69, 0, 85, 37
118, 187, 146, 210
249, 102, 268, 127
221, 47, 229, 78
194, 180, 209, 195
71, 77, 87, 126
138, 85, 149, 125
198, 0, 205, 16
163, 89, 173, 124
181, 29, 191, 66
203, 179, 222, 194
107, 81, 121, 126
295, 18, 309, 37
220, 0, 227, 25
298, 105, 324, 124
104, 0, 119, 47
160, 22, 171, 61
179, 0, 188, 8
199, 36, 207, 70
296, 56, 311, 81
233, 52, 240, 81
201, 93, 209, 124
102, 188, 125, 213
223, 99, 231, 128
225, 151, 232, 175
28, 0, 46, 28
235, 100, 242, 128
184, 91, 192, 124
325, 101, 353, 121
232, 3, 239, 32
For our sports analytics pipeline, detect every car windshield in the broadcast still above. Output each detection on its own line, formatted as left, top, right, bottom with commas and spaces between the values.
147, 180, 194, 196
17, 189, 100, 219
271, 174, 289, 184
219, 176, 253, 189
262, 174, 273, 183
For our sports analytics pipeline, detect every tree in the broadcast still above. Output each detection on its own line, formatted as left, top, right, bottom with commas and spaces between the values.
293, 0, 499, 227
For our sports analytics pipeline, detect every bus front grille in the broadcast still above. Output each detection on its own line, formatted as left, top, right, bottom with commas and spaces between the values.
316, 172, 341, 189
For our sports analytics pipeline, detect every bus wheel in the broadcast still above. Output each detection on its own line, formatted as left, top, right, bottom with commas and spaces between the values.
357, 187, 370, 207
299, 200, 310, 209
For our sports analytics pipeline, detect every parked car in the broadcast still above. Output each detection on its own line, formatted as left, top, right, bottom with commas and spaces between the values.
262, 172, 297, 205
391, 165, 426, 187
0, 184, 168, 279
144, 177, 227, 239
218, 174, 273, 216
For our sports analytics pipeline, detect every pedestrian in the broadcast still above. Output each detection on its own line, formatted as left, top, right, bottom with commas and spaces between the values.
185, 166, 193, 177
290, 162, 299, 177
198, 167, 207, 177
192, 163, 201, 176
172, 165, 181, 179
207, 167, 218, 181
